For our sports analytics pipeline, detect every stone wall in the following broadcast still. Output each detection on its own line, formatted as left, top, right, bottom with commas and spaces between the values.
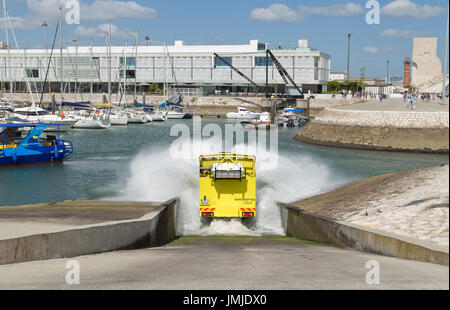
295, 108, 449, 153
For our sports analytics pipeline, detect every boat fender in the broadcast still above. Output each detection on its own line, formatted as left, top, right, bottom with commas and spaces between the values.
54, 146, 59, 159
12, 149, 17, 162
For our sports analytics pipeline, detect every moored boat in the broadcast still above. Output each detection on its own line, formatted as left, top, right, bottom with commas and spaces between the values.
226, 107, 260, 120
0, 123, 74, 166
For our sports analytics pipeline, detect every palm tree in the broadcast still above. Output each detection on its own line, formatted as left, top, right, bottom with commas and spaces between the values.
145, 36, 150, 46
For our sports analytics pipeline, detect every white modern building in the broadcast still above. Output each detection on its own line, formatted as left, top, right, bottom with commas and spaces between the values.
0, 39, 331, 95
329, 72, 348, 81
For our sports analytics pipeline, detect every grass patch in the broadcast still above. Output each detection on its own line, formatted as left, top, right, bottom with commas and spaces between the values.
212, 235, 254, 243
263, 236, 326, 246
172, 236, 202, 244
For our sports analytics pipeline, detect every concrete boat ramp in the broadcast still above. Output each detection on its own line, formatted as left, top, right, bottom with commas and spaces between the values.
0, 198, 448, 289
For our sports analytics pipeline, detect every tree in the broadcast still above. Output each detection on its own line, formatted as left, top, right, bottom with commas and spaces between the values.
326, 80, 342, 92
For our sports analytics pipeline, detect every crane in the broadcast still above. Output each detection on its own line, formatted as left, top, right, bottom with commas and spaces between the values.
266, 49, 303, 98
213, 53, 260, 90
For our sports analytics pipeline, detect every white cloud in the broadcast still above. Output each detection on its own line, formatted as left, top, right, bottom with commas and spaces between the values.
381, 0, 445, 19
250, 4, 301, 22
379, 28, 427, 37
363, 46, 380, 54
1, 16, 41, 30
299, 3, 364, 16
81, 0, 158, 22
7, 0, 157, 30
73, 23, 134, 39
250, 2, 363, 22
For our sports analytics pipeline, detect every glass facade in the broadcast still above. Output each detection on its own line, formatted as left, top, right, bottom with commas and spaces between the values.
255, 57, 272, 67
214, 57, 232, 67
120, 57, 136, 67
25, 68, 39, 78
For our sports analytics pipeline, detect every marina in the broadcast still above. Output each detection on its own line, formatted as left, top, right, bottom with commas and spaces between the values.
0, 0, 448, 294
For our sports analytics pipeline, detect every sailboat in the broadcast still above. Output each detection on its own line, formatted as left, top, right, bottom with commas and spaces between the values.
72, 108, 111, 129
2, 2, 76, 131
163, 43, 192, 119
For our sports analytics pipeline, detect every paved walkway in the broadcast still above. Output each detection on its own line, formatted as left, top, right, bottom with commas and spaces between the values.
339, 98, 449, 112
0, 200, 159, 240
0, 237, 447, 290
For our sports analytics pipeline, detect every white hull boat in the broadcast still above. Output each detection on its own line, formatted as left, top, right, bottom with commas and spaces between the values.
73, 118, 111, 129
226, 107, 260, 120
167, 111, 186, 119
152, 111, 167, 121
110, 114, 128, 125
127, 112, 148, 124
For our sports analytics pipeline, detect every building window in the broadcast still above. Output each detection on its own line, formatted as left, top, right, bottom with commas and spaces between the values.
214, 57, 231, 67
255, 57, 272, 67
25, 68, 39, 78
257, 42, 267, 51
120, 57, 136, 67
120, 69, 136, 79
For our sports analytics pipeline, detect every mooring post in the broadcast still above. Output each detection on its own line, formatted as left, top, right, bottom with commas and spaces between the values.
270, 95, 276, 124
306, 96, 311, 120
51, 92, 56, 115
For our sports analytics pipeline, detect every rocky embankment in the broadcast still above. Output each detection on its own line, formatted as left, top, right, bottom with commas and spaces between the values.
295, 107, 449, 153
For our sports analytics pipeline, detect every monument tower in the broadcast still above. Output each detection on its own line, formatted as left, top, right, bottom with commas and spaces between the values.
403, 56, 411, 88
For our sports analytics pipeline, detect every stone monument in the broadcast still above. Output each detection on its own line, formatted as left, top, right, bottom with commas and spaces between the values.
411, 37, 444, 93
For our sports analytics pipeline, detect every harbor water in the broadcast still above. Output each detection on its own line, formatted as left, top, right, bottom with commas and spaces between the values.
0, 119, 448, 235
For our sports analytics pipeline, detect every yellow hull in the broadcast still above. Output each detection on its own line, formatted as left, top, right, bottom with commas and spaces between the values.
199, 153, 256, 219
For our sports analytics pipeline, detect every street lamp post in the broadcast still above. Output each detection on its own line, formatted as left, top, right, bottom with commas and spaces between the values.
347, 33, 352, 80
386, 60, 390, 85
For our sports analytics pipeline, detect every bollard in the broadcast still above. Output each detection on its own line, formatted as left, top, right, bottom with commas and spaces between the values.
51, 92, 56, 115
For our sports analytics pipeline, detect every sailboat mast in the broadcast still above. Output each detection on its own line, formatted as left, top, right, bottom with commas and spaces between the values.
134, 30, 138, 100
108, 21, 112, 104
90, 39, 93, 95
2, 0, 12, 103
59, 6, 64, 101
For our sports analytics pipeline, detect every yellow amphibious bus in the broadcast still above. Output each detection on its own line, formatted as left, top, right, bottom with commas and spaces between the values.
199, 153, 256, 219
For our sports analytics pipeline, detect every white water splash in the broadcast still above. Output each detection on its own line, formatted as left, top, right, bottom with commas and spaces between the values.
112, 138, 337, 236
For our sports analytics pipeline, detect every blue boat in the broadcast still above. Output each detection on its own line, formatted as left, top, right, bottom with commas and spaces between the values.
0, 123, 74, 166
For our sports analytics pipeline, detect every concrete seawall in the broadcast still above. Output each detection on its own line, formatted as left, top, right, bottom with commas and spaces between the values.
278, 203, 449, 266
0, 199, 178, 265
295, 107, 449, 153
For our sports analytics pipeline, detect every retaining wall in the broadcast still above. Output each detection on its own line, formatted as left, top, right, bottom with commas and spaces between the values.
278, 203, 449, 266
295, 108, 449, 153
0, 199, 178, 265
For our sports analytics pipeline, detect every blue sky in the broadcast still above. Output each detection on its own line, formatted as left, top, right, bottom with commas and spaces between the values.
2, 0, 449, 78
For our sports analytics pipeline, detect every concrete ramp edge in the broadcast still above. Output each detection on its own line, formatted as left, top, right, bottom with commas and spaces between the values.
278, 202, 449, 266
0, 198, 179, 265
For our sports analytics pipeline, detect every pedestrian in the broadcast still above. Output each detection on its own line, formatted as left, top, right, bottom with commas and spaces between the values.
379, 93, 383, 102
411, 95, 417, 110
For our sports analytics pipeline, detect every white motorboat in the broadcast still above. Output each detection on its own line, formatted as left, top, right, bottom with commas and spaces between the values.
13, 106, 76, 131
166, 111, 186, 119
226, 107, 260, 120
